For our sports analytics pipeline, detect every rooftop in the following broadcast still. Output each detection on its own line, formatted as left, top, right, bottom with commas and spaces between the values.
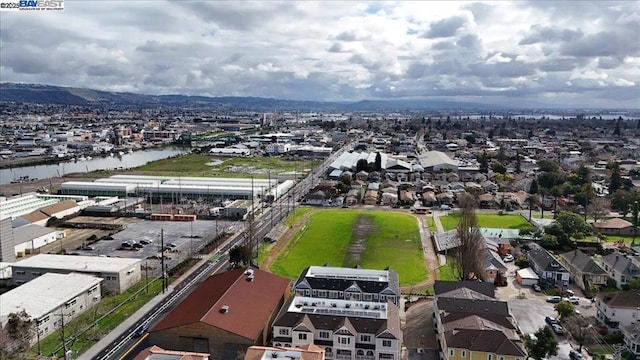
0, 273, 102, 323
304, 265, 392, 282
288, 296, 388, 319
13, 254, 141, 273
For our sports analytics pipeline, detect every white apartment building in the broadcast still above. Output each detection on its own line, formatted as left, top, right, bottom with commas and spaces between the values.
11, 254, 141, 294
0, 272, 102, 342
595, 291, 640, 334
271, 296, 402, 360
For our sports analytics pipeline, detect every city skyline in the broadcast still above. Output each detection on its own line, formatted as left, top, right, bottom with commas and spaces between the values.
1, 1, 639, 108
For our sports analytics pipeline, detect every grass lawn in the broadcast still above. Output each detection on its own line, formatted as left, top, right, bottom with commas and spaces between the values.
33, 278, 163, 358
600, 235, 636, 244
427, 216, 437, 232
438, 256, 460, 281
439, 213, 531, 231
284, 207, 315, 227
132, 153, 322, 178
271, 210, 427, 286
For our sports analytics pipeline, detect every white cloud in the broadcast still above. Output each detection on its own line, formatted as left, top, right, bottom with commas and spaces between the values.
0, 0, 638, 107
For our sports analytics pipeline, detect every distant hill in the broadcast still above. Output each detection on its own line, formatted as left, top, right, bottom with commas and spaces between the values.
0, 83, 499, 111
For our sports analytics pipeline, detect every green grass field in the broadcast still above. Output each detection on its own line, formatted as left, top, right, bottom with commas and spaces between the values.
132, 153, 321, 178
439, 213, 531, 231
438, 257, 460, 281
271, 210, 427, 286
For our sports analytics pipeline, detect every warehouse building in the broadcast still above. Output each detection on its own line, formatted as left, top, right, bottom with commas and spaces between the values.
11, 254, 141, 294
13, 224, 59, 257
0, 272, 103, 343
60, 176, 279, 202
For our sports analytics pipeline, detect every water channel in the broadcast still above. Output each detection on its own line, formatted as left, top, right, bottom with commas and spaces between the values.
0, 147, 190, 185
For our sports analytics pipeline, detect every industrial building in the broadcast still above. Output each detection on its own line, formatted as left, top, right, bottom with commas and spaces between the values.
13, 224, 60, 257
59, 175, 283, 202
0, 272, 103, 343
11, 254, 141, 294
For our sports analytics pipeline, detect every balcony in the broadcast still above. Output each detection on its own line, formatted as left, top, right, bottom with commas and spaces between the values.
355, 356, 374, 360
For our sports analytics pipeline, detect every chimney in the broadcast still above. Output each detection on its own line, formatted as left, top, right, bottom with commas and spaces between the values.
220, 305, 229, 314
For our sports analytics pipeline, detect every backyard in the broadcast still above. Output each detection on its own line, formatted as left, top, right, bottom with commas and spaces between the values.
270, 210, 427, 286
438, 213, 532, 231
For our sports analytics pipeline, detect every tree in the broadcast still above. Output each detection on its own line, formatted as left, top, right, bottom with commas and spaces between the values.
4, 310, 34, 354
356, 159, 368, 173
613, 118, 621, 136
540, 234, 559, 248
628, 277, 640, 290
452, 194, 485, 281
515, 152, 522, 174
529, 178, 538, 195
526, 194, 538, 221
550, 185, 563, 218
492, 161, 507, 175
229, 245, 251, 268
609, 162, 622, 193
374, 152, 382, 172
525, 326, 559, 360
478, 152, 489, 173
555, 301, 576, 318
545, 211, 592, 246
589, 197, 610, 223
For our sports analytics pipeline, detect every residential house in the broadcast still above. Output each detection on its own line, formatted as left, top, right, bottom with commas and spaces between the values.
293, 266, 400, 306
433, 281, 525, 360
481, 180, 499, 193
478, 193, 496, 209
558, 249, 608, 290
600, 253, 640, 289
149, 268, 290, 359
595, 291, 640, 334
593, 218, 635, 236
354, 171, 369, 182
622, 324, 640, 357
344, 190, 360, 206
526, 243, 570, 289
482, 249, 508, 285
363, 190, 378, 206
306, 190, 330, 206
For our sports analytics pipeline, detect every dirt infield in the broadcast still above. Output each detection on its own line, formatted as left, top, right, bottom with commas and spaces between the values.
347, 214, 374, 266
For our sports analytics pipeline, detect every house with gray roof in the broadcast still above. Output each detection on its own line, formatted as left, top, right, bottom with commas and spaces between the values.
526, 243, 570, 289
600, 252, 640, 289
293, 266, 400, 306
559, 249, 608, 290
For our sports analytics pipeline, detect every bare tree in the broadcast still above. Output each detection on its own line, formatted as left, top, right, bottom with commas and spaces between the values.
452, 194, 485, 280
589, 197, 610, 223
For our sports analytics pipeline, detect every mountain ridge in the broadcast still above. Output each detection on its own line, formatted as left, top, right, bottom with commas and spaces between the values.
0, 82, 500, 111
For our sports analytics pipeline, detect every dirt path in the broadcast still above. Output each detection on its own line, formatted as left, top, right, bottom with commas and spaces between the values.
261, 211, 315, 271
400, 214, 440, 293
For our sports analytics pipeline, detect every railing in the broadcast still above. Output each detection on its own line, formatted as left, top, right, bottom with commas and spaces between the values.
355, 356, 375, 360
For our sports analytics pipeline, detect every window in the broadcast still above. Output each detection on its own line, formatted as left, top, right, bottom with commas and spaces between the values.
462, 351, 467, 357
15, 271, 25, 275
279, 328, 289, 336
318, 331, 330, 339
383, 340, 392, 347
499, 357, 505, 360
360, 334, 371, 342
449, 349, 455, 357
364, 293, 372, 300
488, 354, 493, 360
318, 290, 327, 297
338, 336, 351, 345
298, 333, 307, 340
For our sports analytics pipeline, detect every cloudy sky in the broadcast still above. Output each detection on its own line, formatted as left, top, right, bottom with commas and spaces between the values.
1, 1, 639, 107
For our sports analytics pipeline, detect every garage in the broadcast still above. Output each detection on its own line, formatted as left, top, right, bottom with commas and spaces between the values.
516, 267, 540, 286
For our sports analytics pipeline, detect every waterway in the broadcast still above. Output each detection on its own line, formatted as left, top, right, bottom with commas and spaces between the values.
0, 147, 190, 185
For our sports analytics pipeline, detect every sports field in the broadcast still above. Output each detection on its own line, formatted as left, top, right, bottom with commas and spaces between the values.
270, 210, 427, 286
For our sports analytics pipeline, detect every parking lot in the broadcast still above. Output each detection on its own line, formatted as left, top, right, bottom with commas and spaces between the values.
70, 217, 240, 275
497, 263, 595, 360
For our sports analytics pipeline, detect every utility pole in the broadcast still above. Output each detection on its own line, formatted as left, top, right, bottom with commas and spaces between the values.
160, 228, 166, 293
57, 309, 68, 356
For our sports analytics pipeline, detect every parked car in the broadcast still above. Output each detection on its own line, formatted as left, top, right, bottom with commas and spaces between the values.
545, 316, 559, 326
139, 239, 152, 245
564, 289, 575, 296
568, 296, 580, 305
503, 254, 514, 262
546, 296, 562, 303
569, 350, 583, 360
551, 324, 564, 335
133, 324, 148, 338
132, 242, 144, 249
532, 284, 542, 292
121, 242, 133, 248
167, 242, 178, 248
81, 246, 95, 251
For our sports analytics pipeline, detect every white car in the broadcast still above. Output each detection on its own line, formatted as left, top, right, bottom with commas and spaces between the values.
568, 296, 580, 305
503, 254, 514, 262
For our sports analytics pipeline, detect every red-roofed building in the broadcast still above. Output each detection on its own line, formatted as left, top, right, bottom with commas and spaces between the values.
149, 267, 291, 360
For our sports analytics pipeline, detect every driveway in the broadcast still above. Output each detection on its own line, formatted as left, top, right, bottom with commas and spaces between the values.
497, 262, 594, 360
